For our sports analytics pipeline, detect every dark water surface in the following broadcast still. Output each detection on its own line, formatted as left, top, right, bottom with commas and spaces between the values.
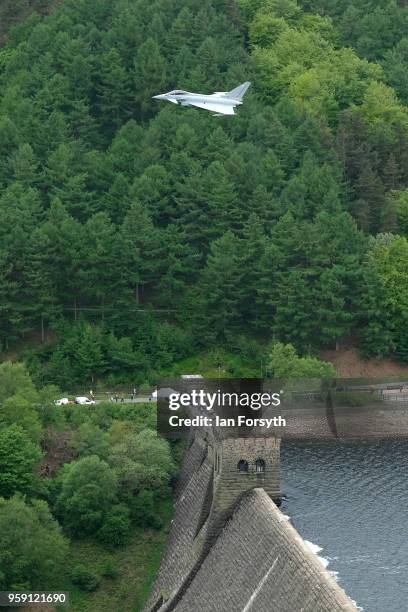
281, 441, 408, 612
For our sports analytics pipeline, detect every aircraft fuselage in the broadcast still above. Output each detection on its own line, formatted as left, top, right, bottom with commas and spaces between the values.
152, 82, 251, 116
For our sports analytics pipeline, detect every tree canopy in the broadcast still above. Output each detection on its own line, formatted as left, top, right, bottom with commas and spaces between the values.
0, 0, 408, 378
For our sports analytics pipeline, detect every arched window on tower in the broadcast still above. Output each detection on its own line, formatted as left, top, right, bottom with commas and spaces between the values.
255, 458, 265, 473
237, 459, 249, 472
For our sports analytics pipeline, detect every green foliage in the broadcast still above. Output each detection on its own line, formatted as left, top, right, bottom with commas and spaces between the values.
391, 188, 408, 237
56, 455, 118, 536
0, 495, 68, 590
0, 425, 41, 497
109, 429, 176, 497
267, 342, 336, 378
70, 564, 101, 592
0, 1, 53, 44
0, 364, 173, 606
0, 362, 37, 402
3, 0, 408, 394
101, 559, 119, 579
193, 231, 244, 343
130, 490, 163, 529
0, 395, 42, 441
359, 234, 408, 360
0, 0, 407, 376
72, 422, 110, 460
97, 504, 131, 547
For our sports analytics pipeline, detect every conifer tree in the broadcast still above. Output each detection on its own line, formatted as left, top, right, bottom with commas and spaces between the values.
134, 38, 166, 118
194, 231, 244, 342
97, 49, 132, 136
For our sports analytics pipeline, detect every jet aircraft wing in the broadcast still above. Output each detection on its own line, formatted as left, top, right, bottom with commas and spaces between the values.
190, 101, 235, 115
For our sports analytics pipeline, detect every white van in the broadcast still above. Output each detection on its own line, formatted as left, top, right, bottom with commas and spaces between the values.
74, 396, 96, 405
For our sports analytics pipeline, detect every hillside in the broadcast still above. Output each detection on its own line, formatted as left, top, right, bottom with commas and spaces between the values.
320, 348, 408, 378
0, 0, 61, 44
0, 361, 177, 611
0, 0, 407, 386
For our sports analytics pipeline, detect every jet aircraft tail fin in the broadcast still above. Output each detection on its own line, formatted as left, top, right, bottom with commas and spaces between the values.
226, 81, 251, 101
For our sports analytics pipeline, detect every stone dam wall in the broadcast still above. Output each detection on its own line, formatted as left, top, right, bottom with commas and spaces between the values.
144, 428, 356, 612
174, 489, 356, 612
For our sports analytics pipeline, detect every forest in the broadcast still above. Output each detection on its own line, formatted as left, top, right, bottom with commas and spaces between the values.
0, 0, 408, 387
0, 361, 176, 609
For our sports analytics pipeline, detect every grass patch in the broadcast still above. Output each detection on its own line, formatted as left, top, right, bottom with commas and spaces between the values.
63, 497, 173, 612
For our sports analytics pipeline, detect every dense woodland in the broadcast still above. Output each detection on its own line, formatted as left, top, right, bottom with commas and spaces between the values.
0, 361, 176, 604
0, 0, 408, 386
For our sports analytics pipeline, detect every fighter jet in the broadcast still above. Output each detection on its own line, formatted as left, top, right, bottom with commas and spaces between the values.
152, 82, 251, 116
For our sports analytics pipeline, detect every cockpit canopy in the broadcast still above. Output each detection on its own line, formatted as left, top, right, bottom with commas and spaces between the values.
166, 90, 188, 95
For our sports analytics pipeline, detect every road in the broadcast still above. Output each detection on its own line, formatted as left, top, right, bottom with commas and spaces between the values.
94, 396, 153, 404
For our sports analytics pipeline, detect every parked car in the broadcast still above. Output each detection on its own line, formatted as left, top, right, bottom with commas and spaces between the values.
54, 397, 70, 406
74, 396, 96, 405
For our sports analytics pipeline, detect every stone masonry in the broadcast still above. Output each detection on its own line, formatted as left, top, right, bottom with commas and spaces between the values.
144, 426, 357, 612
175, 489, 356, 612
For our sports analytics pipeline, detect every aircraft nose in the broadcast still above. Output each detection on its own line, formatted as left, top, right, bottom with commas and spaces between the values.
152, 94, 166, 99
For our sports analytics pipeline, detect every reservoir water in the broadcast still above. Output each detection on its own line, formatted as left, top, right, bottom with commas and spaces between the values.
281, 440, 408, 612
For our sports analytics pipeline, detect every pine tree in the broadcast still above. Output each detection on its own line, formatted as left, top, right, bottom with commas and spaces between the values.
172, 45, 195, 85
134, 38, 166, 118
0, 249, 20, 349
45, 143, 93, 220
190, 37, 220, 89
155, 224, 201, 307
119, 202, 160, 303
204, 127, 233, 162
225, 152, 258, 204
248, 185, 283, 222
102, 174, 131, 224
395, 188, 408, 236
173, 170, 210, 250
382, 153, 401, 190
73, 324, 106, 384
78, 213, 122, 317
237, 215, 268, 329
131, 164, 172, 225
0, 117, 20, 186
353, 160, 385, 233
202, 161, 240, 239
40, 199, 84, 310
9, 143, 39, 187
165, 8, 194, 60
97, 49, 132, 136
194, 231, 244, 342
259, 149, 285, 194
0, 184, 43, 339
380, 193, 398, 233
22, 227, 59, 337
109, 120, 146, 176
